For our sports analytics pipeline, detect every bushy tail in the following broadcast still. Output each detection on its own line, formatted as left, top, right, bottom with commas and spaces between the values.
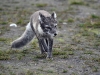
11, 22, 35, 48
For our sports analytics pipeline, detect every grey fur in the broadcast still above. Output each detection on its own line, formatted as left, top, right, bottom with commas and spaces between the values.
11, 23, 35, 48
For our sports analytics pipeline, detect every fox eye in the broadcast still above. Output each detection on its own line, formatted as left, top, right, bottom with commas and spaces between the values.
45, 27, 51, 30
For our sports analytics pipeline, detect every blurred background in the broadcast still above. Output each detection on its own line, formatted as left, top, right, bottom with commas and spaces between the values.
0, 0, 100, 75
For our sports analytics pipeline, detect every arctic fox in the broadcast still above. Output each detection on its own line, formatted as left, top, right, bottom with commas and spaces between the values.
11, 10, 58, 58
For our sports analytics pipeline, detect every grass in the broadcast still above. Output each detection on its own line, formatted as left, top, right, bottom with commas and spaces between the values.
92, 66, 98, 72
45, 70, 54, 73
60, 55, 69, 59
78, 15, 100, 43
62, 69, 67, 73
53, 50, 66, 56
16, 19, 24, 25
69, 0, 85, 5
0, 8, 3, 11
0, 49, 30, 60
36, 3, 47, 7
53, 45, 74, 59
31, 39, 39, 49
79, 15, 100, 28
0, 21, 8, 25
0, 38, 7, 41
56, 38, 65, 44
92, 57, 100, 63
0, 50, 10, 60
79, 22, 100, 29
84, 50, 93, 54
26, 70, 33, 75
67, 18, 74, 23
0, 26, 10, 35
34, 54, 46, 59
91, 14, 100, 19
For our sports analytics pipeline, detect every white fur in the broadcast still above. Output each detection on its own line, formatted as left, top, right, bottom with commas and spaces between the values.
38, 24, 44, 34
10, 23, 17, 27
26, 22, 31, 29
53, 12, 57, 18
38, 15, 41, 21
54, 23, 57, 26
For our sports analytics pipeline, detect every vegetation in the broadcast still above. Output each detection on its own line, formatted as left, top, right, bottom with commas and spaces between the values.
68, 0, 85, 5
36, 3, 47, 7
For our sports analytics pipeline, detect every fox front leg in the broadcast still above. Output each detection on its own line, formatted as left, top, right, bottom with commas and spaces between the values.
46, 38, 53, 59
38, 38, 48, 54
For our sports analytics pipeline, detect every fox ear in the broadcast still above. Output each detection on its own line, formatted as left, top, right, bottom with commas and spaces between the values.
39, 12, 45, 22
51, 11, 57, 19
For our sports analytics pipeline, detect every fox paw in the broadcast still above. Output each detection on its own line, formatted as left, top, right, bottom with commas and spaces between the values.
46, 57, 53, 60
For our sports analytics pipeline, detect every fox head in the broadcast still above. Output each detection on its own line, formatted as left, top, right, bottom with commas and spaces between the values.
39, 12, 57, 38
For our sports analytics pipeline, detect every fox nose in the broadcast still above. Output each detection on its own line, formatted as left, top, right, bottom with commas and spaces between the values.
54, 33, 57, 36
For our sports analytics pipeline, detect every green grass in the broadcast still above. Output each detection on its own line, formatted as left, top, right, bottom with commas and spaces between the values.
84, 50, 93, 54
60, 55, 69, 59
92, 66, 99, 72
0, 21, 8, 25
45, 70, 54, 73
92, 57, 100, 63
56, 38, 65, 44
66, 51, 74, 55
67, 18, 74, 23
31, 39, 39, 49
36, 3, 47, 7
62, 70, 67, 73
34, 54, 46, 59
79, 15, 100, 28
91, 14, 100, 19
25, 70, 33, 75
53, 50, 66, 56
0, 8, 3, 11
0, 50, 10, 60
0, 38, 7, 41
53, 46, 74, 59
69, 0, 85, 5
16, 19, 24, 25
